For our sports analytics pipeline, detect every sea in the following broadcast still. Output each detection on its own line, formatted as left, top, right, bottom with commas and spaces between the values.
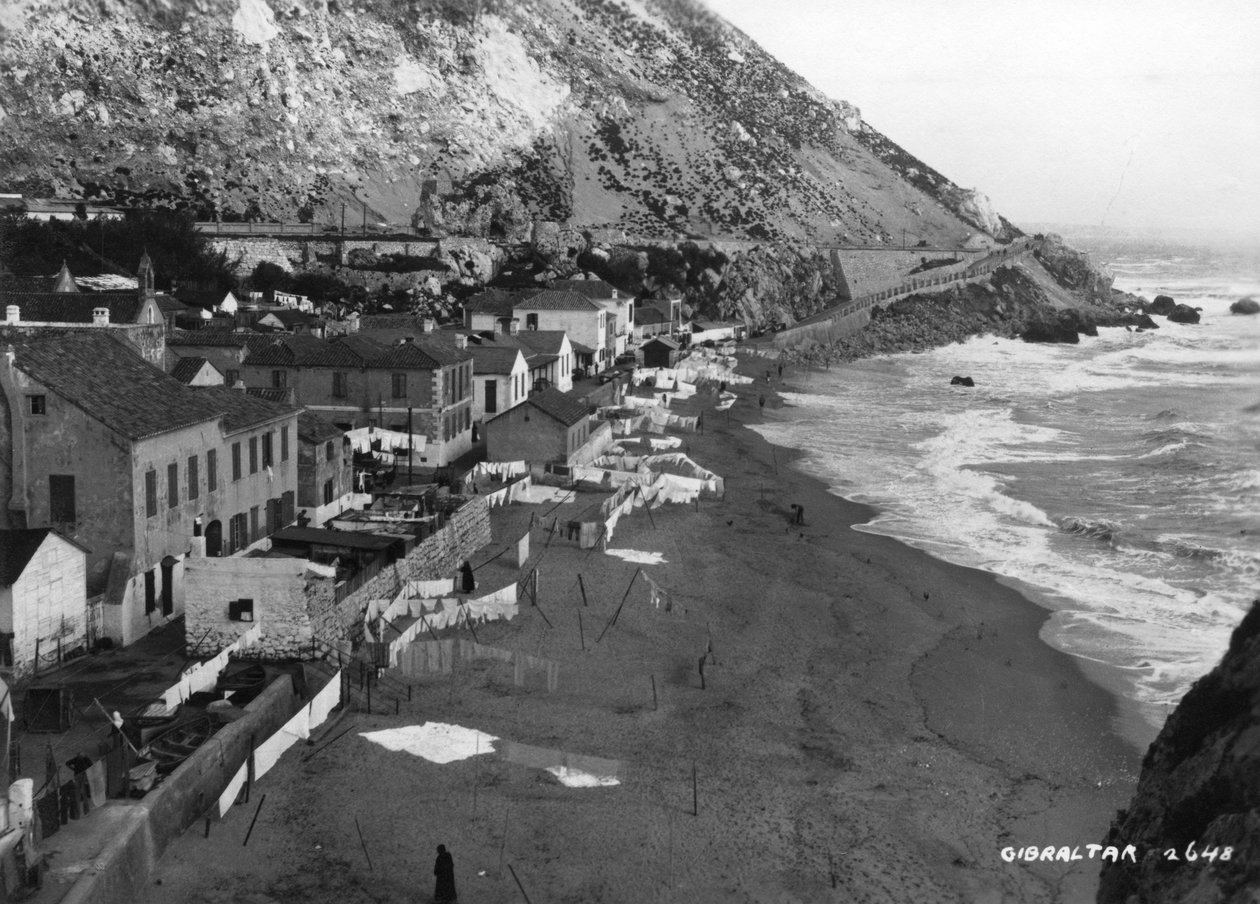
752, 231, 1260, 748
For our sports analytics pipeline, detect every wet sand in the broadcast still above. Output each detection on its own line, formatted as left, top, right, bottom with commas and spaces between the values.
141, 360, 1141, 904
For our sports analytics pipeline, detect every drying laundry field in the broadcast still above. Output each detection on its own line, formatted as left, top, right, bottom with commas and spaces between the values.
139, 355, 1138, 904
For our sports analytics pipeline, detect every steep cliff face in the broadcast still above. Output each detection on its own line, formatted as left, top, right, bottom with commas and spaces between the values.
0, 0, 1005, 245
1098, 601, 1260, 904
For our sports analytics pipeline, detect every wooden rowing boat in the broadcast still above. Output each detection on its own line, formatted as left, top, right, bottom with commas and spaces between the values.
215, 662, 267, 705
143, 713, 219, 774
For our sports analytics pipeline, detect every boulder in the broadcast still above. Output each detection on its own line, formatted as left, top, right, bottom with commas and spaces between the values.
1150, 295, 1177, 316
950, 376, 975, 387
1168, 304, 1201, 325
1020, 309, 1096, 344
1132, 312, 1159, 330
1230, 297, 1259, 315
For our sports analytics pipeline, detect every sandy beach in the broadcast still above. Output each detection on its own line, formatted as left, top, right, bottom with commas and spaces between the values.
139, 357, 1142, 904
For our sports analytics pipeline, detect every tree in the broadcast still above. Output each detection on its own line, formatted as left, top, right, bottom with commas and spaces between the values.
248, 261, 290, 302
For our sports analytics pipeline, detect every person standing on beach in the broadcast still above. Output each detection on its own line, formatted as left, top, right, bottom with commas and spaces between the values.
758, 394, 765, 411
434, 844, 457, 902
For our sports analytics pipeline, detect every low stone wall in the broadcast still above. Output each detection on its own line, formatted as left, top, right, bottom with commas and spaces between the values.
59, 674, 302, 904
308, 495, 492, 648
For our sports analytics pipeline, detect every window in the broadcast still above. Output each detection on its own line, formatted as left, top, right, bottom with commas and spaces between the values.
249, 506, 260, 542
160, 557, 174, 615
144, 569, 156, 614
325, 440, 334, 461
229, 513, 245, 553
526, 313, 538, 330
262, 432, 274, 468
28, 395, 46, 415
188, 455, 199, 501
226, 369, 240, 387
249, 436, 258, 474
49, 474, 75, 524
484, 379, 497, 414
332, 371, 348, 398
272, 370, 287, 389
323, 479, 334, 506
167, 462, 179, 508
392, 372, 407, 399
207, 449, 217, 491
281, 425, 289, 461
232, 442, 242, 480
145, 470, 158, 517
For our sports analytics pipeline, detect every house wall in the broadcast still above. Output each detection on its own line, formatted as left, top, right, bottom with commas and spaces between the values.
516, 309, 606, 364
185, 496, 491, 657
473, 361, 528, 424
297, 436, 352, 511
0, 534, 88, 679
245, 359, 474, 467
0, 365, 136, 596
570, 421, 615, 467
486, 406, 589, 464
167, 346, 250, 385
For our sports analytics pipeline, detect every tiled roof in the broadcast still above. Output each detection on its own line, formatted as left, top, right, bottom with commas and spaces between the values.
168, 329, 274, 351
513, 330, 569, 357
359, 313, 425, 331
515, 290, 600, 312
550, 278, 620, 299
0, 290, 141, 324
298, 409, 344, 444
271, 526, 398, 551
525, 388, 589, 426
192, 386, 298, 433
643, 336, 681, 349
0, 529, 53, 585
245, 333, 469, 370
263, 308, 316, 327
8, 332, 291, 439
468, 344, 524, 375
171, 356, 211, 383
245, 387, 295, 404
154, 294, 189, 315
178, 289, 234, 311
463, 289, 518, 316
570, 340, 596, 355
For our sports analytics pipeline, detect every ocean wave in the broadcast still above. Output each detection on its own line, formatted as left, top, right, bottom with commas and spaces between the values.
1135, 439, 1204, 462
1060, 516, 1123, 543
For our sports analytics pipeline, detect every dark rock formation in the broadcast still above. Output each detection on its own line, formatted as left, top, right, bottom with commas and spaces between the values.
1150, 295, 1177, 316
1033, 234, 1115, 305
949, 376, 975, 386
1020, 308, 1097, 344
1098, 600, 1260, 904
1230, 297, 1260, 315
1133, 313, 1160, 330
1168, 304, 1202, 325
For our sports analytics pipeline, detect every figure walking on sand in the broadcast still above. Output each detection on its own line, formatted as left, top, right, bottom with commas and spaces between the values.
434, 844, 457, 902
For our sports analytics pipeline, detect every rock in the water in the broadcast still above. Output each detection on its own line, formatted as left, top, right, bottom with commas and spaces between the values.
1230, 296, 1260, 315
949, 375, 975, 387
1168, 304, 1201, 324
1020, 308, 1096, 343
1133, 312, 1160, 330
1150, 295, 1177, 316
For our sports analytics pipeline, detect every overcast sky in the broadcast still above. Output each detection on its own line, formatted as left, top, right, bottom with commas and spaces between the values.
703, 0, 1260, 237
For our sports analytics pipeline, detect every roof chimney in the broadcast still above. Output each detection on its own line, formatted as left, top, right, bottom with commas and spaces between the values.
455, 334, 468, 350
5, 304, 19, 324
422, 317, 436, 333
92, 306, 110, 326
404, 335, 415, 344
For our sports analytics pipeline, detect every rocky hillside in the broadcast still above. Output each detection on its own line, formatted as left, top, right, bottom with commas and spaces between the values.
0, 0, 1014, 245
1098, 601, 1260, 904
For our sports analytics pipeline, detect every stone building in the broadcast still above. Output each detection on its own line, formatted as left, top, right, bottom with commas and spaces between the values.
0, 331, 300, 646
297, 410, 353, 526
510, 290, 612, 372
167, 330, 278, 387
241, 334, 475, 467
551, 278, 634, 357
0, 528, 90, 679
484, 387, 612, 466
0, 253, 168, 366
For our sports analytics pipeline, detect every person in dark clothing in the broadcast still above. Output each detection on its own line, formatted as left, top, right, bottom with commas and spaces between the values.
434, 844, 457, 902
459, 560, 475, 594
758, 394, 765, 411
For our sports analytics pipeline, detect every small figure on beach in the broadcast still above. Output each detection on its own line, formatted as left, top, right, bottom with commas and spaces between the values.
758, 394, 765, 411
765, 370, 772, 383
789, 504, 805, 525
433, 844, 457, 903
459, 560, 475, 594
777, 362, 783, 378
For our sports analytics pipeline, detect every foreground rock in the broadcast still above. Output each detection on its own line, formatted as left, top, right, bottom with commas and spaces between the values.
1150, 295, 1177, 316
1230, 297, 1260, 315
950, 375, 975, 386
1098, 601, 1260, 903
1168, 304, 1202, 324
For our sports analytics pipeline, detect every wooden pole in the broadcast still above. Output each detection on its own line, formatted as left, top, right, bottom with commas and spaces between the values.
692, 762, 698, 816
577, 573, 589, 608
651, 674, 658, 710
497, 804, 510, 874
577, 610, 585, 652
473, 734, 480, 815
354, 816, 374, 871
242, 793, 267, 846
507, 864, 534, 904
